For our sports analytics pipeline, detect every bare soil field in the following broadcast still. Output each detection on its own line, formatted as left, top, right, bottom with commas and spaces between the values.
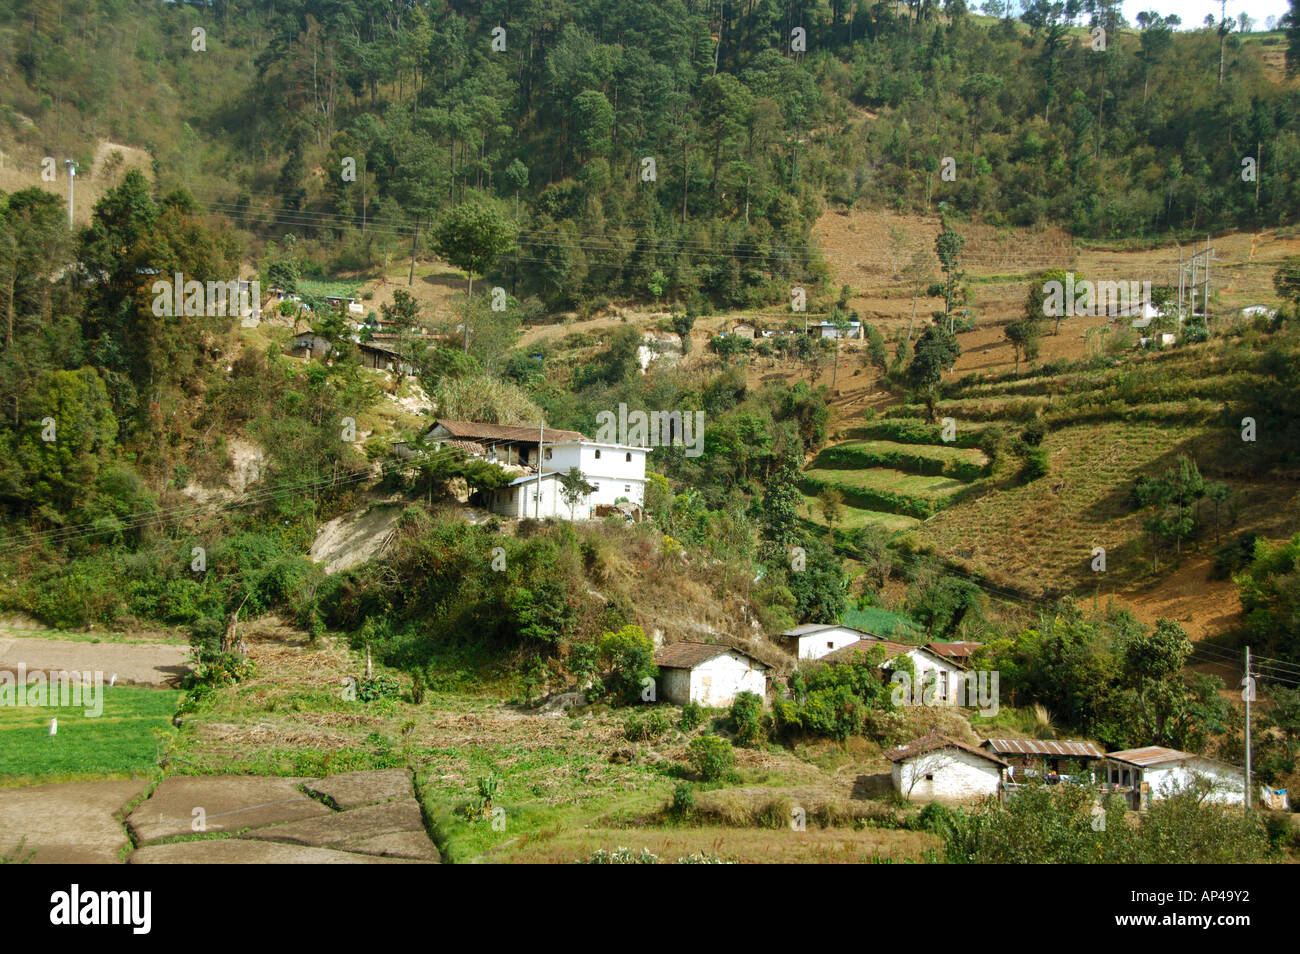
0, 635, 191, 688
0, 140, 153, 226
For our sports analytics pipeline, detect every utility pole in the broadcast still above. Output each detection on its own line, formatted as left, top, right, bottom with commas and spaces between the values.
535, 419, 544, 520
64, 160, 77, 228
1256, 141, 1262, 208
1204, 235, 1212, 326
407, 217, 418, 287
1177, 245, 1183, 319
1244, 645, 1253, 814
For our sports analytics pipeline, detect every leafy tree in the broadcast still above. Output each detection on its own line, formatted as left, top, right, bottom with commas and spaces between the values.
759, 460, 803, 563
1004, 318, 1041, 373
907, 323, 962, 419
380, 289, 421, 328
558, 466, 597, 520
433, 198, 517, 308
933, 209, 966, 330
11, 368, 118, 520
598, 624, 657, 705
1134, 456, 1226, 562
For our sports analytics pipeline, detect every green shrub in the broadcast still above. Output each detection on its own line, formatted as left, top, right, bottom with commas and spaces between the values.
729, 691, 766, 746
670, 781, 697, 817
1018, 446, 1050, 482
357, 673, 400, 702
686, 735, 735, 782
679, 701, 704, 731
624, 708, 672, 741
598, 624, 658, 705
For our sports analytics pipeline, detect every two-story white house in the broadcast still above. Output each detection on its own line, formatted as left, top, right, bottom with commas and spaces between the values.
491, 439, 649, 520
424, 420, 648, 521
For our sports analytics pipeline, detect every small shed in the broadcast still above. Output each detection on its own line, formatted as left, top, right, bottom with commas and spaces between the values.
654, 642, 768, 708
730, 321, 757, 339
780, 623, 880, 661
887, 733, 1008, 803
289, 332, 333, 360
981, 738, 1104, 782
358, 341, 405, 371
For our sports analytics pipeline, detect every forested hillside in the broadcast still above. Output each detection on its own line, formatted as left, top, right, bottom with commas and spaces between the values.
5, 0, 1300, 872
5, 2, 1300, 312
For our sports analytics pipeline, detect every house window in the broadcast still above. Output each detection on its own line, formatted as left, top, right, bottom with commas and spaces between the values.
591, 482, 600, 491
624, 485, 631, 493
924, 773, 934, 781
545, 449, 552, 460
594, 449, 601, 459
827, 641, 834, 649
625, 452, 632, 462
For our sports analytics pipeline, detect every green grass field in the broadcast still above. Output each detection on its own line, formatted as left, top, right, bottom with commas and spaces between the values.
0, 686, 180, 783
804, 467, 967, 500
297, 279, 363, 301
0, 624, 187, 645
799, 494, 921, 533
841, 606, 922, 640
826, 439, 988, 467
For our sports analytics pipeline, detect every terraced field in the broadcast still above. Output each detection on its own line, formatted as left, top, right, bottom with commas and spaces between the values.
800, 429, 991, 530
910, 420, 1195, 594
798, 493, 919, 533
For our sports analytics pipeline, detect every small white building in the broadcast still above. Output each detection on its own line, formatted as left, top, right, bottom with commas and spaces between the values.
887, 734, 1008, 803
654, 642, 768, 708
780, 623, 880, 661
489, 440, 648, 520
1104, 747, 1246, 809
425, 420, 648, 520
823, 639, 968, 706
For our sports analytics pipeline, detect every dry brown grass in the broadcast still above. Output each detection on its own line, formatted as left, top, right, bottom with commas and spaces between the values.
494, 824, 939, 864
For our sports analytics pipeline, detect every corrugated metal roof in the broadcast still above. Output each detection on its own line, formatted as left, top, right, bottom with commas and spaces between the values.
928, 641, 982, 659
781, 623, 878, 638
432, 420, 587, 444
982, 739, 1104, 758
653, 641, 766, 670
1105, 746, 1198, 767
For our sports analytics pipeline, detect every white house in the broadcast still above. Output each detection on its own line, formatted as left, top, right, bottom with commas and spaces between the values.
780, 623, 880, 661
488, 439, 648, 520
424, 420, 648, 520
887, 734, 1008, 803
1104, 747, 1246, 809
654, 642, 768, 707
823, 639, 968, 706
813, 320, 862, 339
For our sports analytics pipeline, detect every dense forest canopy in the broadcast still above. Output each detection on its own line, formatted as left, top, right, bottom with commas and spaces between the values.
5, 1, 1300, 312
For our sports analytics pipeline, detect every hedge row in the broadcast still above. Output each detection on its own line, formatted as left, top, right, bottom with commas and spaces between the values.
813, 444, 989, 482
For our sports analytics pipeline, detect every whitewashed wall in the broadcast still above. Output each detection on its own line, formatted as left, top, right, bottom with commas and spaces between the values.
796, 628, 870, 660
544, 443, 647, 508
893, 748, 1002, 802
900, 650, 967, 706
660, 653, 766, 707
1146, 759, 1245, 806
